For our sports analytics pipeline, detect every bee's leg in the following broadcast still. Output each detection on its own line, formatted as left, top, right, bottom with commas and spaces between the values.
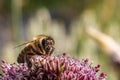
25, 54, 33, 69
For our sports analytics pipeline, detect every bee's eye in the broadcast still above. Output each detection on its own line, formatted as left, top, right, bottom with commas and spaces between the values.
42, 39, 46, 47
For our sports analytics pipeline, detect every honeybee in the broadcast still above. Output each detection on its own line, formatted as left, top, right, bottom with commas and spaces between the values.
16, 35, 55, 63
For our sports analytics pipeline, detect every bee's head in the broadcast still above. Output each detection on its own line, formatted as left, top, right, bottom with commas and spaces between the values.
41, 36, 55, 55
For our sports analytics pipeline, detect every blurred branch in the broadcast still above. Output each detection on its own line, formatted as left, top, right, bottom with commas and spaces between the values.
86, 27, 120, 63
11, 0, 23, 43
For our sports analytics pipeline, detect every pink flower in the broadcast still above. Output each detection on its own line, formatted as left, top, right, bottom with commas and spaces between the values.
0, 53, 106, 80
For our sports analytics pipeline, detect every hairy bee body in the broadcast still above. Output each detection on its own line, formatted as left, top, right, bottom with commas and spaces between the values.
17, 35, 55, 63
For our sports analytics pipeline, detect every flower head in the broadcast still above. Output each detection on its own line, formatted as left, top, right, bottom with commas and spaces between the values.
0, 53, 106, 80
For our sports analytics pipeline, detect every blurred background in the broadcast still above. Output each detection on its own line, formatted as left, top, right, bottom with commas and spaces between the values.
0, 0, 120, 80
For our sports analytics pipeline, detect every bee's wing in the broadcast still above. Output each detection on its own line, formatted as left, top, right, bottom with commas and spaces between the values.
14, 40, 34, 49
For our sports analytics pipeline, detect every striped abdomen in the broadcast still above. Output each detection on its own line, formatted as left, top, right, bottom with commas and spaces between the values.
17, 43, 43, 63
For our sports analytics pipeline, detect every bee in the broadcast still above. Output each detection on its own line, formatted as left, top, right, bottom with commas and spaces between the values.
15, 35, 55, 63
